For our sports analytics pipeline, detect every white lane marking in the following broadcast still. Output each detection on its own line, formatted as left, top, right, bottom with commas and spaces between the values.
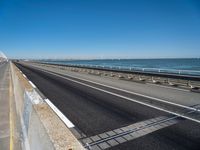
20, 70, 22, 73
39, 69, 200, 123
43, 68, 197, 111
147, 83, 189, 92
45, 99, 75, 128
28, 81, 36, 88
23, 74, 27, 78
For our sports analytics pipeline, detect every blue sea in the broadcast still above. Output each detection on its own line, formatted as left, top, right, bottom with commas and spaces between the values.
43, 58, 200, 71
41, 58, 200, 76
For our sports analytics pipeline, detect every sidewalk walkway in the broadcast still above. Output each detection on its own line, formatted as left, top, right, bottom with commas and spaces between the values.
0, 63, 11, 150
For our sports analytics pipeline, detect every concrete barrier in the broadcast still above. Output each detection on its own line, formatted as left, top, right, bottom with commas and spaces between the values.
10, 62, 85, 150
39, 62, 200, 90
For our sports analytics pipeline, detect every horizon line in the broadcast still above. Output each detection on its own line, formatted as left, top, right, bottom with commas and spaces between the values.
11, 57, 200, 61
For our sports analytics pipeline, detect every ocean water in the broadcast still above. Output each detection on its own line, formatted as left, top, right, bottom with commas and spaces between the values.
43, 58, 200, 71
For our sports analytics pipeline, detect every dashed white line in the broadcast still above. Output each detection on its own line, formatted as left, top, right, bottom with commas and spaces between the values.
45, 99, 75, 128
23, 74, 27, 78
28, 81, 36, 88
22, 65, 200, 123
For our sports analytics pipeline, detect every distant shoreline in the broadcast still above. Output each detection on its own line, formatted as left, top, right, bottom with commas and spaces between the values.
33, 58, 200, 61
31, 58, 200, 72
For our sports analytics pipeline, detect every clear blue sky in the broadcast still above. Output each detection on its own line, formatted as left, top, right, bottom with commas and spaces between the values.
0, 0, 200, 59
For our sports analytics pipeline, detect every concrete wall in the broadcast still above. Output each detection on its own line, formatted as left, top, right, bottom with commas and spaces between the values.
10, 62, 85, 150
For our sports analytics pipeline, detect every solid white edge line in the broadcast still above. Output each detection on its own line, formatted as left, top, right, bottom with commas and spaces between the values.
44, 99, 75, 128
28, 81, 36, 88
39, 69, 200, 123
43, 67, 198, 112
25, 64, 200, 123
29, 63, 190, 93
58, 74, 200, 123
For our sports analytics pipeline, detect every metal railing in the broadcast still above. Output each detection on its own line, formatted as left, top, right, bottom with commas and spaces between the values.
33, 61, 200, 90
55, 63, 200, 77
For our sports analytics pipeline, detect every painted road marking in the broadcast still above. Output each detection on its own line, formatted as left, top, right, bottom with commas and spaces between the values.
63, 74, 196, 110
39, 67, 199, 112
45, 99, 75, 128
17, 67, 36, 88
28, 81, 36, 88
23, 74, 27, 78
39, 69, 200, 123
47, 64, 191, 92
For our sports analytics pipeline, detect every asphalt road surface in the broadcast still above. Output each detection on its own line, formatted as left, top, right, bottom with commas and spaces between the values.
15, 63, 200, 150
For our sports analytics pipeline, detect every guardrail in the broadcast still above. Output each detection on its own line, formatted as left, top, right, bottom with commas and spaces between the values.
60, 63, 200, 77
38, 62, 200, 82
30, 61, 200, 91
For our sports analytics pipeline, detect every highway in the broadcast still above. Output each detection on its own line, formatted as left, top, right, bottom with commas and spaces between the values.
15, 62, 200, 150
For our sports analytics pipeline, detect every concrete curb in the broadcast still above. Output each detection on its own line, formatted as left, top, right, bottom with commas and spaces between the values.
10, 62, 85, 150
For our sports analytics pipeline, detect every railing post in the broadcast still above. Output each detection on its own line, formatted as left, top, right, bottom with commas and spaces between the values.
188, 80, 193, 88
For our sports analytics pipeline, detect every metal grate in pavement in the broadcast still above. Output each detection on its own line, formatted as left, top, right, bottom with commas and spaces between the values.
81, 104, 200, 150
81, 115, 180, 150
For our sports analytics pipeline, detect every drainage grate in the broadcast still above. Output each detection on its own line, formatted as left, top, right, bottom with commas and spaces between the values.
81, 104, 200, 150
81, 116, 179, 150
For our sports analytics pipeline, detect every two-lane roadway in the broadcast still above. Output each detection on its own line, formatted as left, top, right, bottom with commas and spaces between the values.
15, 62, 200, 150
